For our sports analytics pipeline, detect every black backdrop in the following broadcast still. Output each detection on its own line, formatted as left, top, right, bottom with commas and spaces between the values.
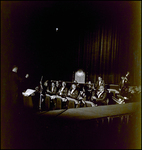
2, 1, 141, 89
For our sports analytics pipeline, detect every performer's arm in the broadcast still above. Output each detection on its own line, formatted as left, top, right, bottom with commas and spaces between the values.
96, 92, 107, 102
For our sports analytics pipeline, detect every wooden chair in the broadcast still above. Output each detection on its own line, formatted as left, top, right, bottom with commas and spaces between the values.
45, 94, 51, 110
56, 97, 62, 110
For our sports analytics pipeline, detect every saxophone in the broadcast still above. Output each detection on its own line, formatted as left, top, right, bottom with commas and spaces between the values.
59, 87, 64, 96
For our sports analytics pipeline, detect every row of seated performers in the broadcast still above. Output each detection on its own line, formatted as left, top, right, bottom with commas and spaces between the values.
30, 75, 140, 111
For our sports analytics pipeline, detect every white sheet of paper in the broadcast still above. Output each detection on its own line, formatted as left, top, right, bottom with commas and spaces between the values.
22, 89, 36, 96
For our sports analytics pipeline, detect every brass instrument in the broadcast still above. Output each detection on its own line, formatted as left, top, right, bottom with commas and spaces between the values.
39, 76, 43, 110
59, 87, 64, 96
112, 96, 125, 104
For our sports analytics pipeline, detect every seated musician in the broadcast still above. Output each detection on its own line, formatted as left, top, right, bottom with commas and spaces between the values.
95, 75, 105, 90
91, 85, 108, 106
46, 81, 57, 95
57, 81, 68, 98
77, 86, 86, 107
56, 81, 68, 108
30, 86, 41, 110
41, 80, 49, 96
46, 81, 57, 109
67, 81, 79, 107
68, 82, 79, 99
125, 86, 141, 103
56, 80, 61, 94
86, 81, 93, 101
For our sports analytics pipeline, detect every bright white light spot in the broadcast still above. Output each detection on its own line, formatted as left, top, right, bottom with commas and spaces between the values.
56, 28, 58, 31
76, 71, 84, 76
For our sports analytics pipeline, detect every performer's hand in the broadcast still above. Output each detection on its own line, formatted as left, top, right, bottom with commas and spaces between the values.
94, 96, 97, 99
31, 93, 35, 96
25, 74, 29, 78
91, 96, 96, 100
47, 90, 50, 93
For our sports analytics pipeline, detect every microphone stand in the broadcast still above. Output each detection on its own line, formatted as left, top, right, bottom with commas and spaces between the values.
39, 76, 43, 111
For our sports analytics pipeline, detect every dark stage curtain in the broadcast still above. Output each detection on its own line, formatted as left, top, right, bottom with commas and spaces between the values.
77, 21, 140, 85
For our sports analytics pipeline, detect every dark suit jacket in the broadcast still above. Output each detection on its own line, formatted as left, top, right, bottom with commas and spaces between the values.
68, 88, 78, 99
10, 72, 25, 104
77, 91, 86, 101
92, 90, 107, 102
86, 88, 93, 101
57, 87, 68, 98
95, 80, 105, 90
47, 86, 57, 95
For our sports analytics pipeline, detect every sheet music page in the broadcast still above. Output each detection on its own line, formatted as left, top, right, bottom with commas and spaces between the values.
22, 89, 36, 96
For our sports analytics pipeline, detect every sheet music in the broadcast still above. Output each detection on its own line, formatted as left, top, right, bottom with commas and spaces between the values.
22, 89, 36, 96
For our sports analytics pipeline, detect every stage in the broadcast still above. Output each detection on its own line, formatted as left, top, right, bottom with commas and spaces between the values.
2, 101, 141, 149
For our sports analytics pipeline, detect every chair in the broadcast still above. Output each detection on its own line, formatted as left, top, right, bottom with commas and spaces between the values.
78, 100, 86, 107
45, 94, 51, 110
85, 101, 95, 107
56, 96, 62, 110
66, 97, 80, 108
67, 100, 75, 108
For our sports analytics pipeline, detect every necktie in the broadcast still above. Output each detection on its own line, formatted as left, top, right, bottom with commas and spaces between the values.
71, 89, 74, 94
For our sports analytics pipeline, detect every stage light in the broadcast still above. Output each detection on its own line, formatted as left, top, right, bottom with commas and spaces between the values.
75, 69, 85, 83
76, 69, 84, 76
56, 28, 58, 32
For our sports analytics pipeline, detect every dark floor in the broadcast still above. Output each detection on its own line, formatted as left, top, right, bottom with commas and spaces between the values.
2, 104, 141, 149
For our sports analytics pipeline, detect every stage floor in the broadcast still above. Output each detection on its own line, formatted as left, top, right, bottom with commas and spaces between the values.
2, 102, 141, 149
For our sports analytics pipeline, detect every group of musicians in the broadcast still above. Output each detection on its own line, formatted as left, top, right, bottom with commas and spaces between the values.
32, 76, 115, 110
10, 65, 140, 111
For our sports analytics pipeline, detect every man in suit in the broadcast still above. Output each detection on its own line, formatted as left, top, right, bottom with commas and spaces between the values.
47, 81, 57, 95
57, 81, 68, 98
10, 65, 29, 109
77, 86, 86, 107
67, 82, 79, 108
57, 81, 68, 108
91, 85, 108, 106
55, 80, 61, 94
68, 83, 79, 99
46, 81, 57, 110
95, 76, 105, 90
86, 81, 93, 101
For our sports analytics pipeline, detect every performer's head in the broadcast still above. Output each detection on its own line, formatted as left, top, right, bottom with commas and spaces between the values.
87, 81, 92, 88
44, 80, 48, 87
12, 65, 18, 73
98, 76, 102, 81
72, 83, 76, 89
62, 81, 66, 87
99, 85, 104, 92
56, 80, 60, 87
51, 82, 55, 87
